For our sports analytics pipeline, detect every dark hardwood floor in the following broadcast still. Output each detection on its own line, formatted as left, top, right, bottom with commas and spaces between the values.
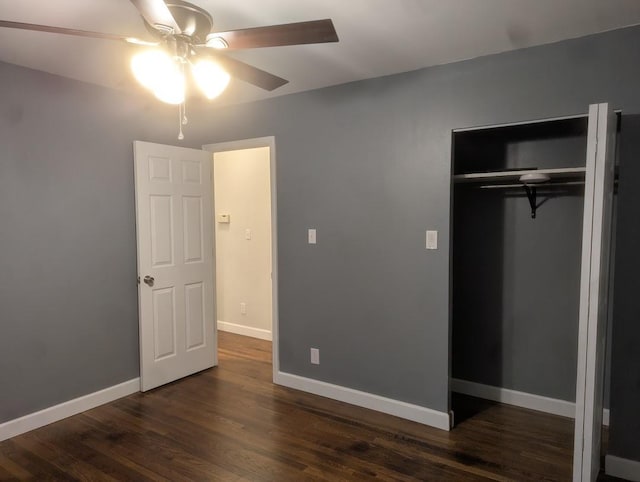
0, 332, 622, 481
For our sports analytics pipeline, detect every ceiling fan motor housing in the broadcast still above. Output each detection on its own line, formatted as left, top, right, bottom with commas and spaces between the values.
145, 0, 213, 43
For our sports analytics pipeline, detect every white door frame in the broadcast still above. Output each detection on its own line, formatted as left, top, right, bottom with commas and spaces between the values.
202, 137, 279, 380
573, 103, 617, 482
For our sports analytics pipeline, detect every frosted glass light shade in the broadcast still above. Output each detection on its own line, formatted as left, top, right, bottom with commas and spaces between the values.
131, 50, 172, 90
131, 50, 185, 105
191, 60, 230, 100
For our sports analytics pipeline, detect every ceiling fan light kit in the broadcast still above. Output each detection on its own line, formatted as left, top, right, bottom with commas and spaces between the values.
0, 0, 339, 138
130, 46, 230, 105
131, 1, 231, 108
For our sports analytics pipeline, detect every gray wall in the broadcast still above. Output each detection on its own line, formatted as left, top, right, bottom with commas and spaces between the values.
1, 23, 639, 462
185, 26, 639, 456
185, 26, 640, 416
0, 62, 195, 422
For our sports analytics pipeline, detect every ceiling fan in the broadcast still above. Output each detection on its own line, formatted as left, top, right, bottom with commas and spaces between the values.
0, 0, 339, 121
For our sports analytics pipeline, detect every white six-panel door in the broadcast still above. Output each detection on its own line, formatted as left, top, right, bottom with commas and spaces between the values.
134, 141, 216, 391
573, 103, 617, 481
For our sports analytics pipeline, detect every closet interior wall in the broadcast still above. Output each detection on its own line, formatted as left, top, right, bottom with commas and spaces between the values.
451, 117, 611, 407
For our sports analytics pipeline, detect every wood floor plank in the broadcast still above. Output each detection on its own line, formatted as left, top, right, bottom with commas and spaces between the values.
0, 440, 78, 481
0, 455, 31, 480
12, 432, 118, 482
0, 331, 614, 481
72, 415, 244, 482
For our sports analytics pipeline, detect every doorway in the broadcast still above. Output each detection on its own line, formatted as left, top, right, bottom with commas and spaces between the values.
203, 137, 279, 378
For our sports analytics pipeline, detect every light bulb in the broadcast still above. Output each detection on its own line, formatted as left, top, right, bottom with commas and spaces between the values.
131, 50, 185, 105
191, 60, 230, 100
153, 63, 186, 105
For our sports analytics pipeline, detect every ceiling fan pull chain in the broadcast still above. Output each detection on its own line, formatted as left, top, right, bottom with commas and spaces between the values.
178, 104, 184, 140
179, 62, 188, 126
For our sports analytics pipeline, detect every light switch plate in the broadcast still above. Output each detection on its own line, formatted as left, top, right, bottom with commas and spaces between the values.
426, 230, 438, 250
310, 348, 320, 364
308, 228, 317, 244
245, 228, 252, 240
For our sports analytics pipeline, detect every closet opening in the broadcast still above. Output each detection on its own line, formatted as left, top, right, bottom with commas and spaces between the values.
448, 112, 618, 474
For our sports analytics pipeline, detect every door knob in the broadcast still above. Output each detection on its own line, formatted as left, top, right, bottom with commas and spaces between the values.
143, 275, 155, 287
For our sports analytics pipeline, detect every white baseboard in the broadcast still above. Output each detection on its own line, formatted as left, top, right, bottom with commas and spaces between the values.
0, 378, 140, 442
606, 455, 640, 481
451, 378, 609, 426
218, 320, 272, 341
275, 371, 451, 431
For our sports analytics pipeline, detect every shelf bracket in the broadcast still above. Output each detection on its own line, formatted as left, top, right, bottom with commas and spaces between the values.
523, 185, 537, 219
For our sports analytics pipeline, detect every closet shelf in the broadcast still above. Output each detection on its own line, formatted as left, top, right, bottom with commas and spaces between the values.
453, 167, 586, 184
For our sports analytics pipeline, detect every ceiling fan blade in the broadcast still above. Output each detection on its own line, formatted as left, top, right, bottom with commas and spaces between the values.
129, 0, 181, 34
207, 19, 338, 50
197, 51, 288, 91
0, 19, 146, 42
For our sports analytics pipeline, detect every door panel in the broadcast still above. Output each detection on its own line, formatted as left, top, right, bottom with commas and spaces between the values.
153, 287, 176, 359
573, 103, 616, 481
150, 195, 174, 266
185, 282, 206, 350
134, 141, 216, 391
183, 196, 204, 263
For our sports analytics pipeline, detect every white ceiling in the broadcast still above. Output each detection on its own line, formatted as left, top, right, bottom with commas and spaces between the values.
1, 0, 640, 106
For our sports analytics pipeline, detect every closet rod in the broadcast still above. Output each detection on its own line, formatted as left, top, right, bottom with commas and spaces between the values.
476, 181, 586, 218
476, 179, 617, 218
477, 179, 618, 189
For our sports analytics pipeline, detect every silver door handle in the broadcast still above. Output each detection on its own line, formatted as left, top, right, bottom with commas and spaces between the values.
143, 275, 155, 287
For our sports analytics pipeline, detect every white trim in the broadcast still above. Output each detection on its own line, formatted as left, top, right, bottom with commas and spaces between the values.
451, 378, 609, 426
203, 137, 275, 153
0, 378, 140, 442
276, 371, 451, 431
452, 378, 574, 418
452, 112, 588, 133
606, 455, 640, 482
218, 320, 272, 341
202, 137, 279, 380
574, 103, 616, 481
453, 110, 621, 134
